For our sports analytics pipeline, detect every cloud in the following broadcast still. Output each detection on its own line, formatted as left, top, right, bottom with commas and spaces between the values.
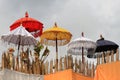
0, 0, 119, 62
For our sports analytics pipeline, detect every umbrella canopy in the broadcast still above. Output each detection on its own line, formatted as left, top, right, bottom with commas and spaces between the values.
1, 25, 38, 55
40, 23, 72, 70
41, 23, 72, 46
87, 35, 119, 59
10, 12, 43, 37
95, 35, 119, 52
67, 32, 96, 63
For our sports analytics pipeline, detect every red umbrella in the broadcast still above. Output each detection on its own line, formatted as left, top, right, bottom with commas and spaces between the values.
10, 12, 43, 37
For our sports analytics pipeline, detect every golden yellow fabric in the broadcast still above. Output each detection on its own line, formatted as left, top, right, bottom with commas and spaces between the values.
41, 26, 72, 40
43, 25, 71, 33
94, 61, 120, 80
72, 72, 93, 80
40, 25, 72, 46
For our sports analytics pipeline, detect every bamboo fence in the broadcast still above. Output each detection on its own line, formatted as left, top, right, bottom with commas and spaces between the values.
1, 49, 119, 77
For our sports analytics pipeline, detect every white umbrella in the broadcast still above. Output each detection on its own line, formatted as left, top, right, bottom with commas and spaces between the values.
1, 25, 38, 55
67, 32, 96, 63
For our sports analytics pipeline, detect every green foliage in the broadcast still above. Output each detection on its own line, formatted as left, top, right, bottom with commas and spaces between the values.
34, 42, 44, 54
33, 42, 50, 63
42, 47, 50, 56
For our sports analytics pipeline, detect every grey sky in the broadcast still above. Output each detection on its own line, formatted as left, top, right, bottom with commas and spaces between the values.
0, 0, 119, 62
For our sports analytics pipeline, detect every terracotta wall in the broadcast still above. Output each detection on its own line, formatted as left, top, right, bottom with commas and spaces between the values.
44, 69, 93, 80
94, 61, 120, 80
72, 72, 93, 80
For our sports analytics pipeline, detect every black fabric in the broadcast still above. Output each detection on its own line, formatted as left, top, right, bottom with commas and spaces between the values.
87, 39, 119, 58
95, 39, 119, 52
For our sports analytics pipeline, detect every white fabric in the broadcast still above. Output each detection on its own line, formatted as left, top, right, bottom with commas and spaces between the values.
0, 69, 44, 80
67, 37, 96, 55
1, 26, 37, 46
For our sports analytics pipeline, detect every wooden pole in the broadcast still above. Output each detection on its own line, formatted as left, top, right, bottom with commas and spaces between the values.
116, 49, 119, 61
103, 52, 106, 63
59, 57, 62, 71
111, 51, 114, 62
82, 47, 84, 63
50, 59, 53, 73
55, 37, 58, 71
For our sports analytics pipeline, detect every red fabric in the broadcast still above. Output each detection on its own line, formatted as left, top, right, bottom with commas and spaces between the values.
10, 12, 43, 37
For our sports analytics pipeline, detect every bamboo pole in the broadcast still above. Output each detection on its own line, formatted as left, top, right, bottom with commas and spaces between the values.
91, 62, 94, 77
116, 49, 119, 61
102, 53, 104, 64
111, 51, 114, 62
87, 63, 91, 77
68, 55, 72, 69
59, 57, 63, 71
64, 56, 67, 70
97, 54, 100, 65
42, 63, 45, 75
79, 59, 81, 73
2, 53, 6, 69
86, 61, 88, 76
29, 65, 32, 74
50, 59, 53, 74
71, 56, 74, 69
45, 61, 49, 74
36, 60, 40, 74
81, 61, 83, 74
83, 61, 86, 75
32, 61, 36, 74
75, 57, 77, 72
106, 52, 110, 63
54, 59, 57, 72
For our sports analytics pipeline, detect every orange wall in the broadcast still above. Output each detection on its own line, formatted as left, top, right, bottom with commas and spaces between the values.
44, 69, 72, 80
44, 69, 93, 80
94, 61, 120, 80
72, 72, 93, 80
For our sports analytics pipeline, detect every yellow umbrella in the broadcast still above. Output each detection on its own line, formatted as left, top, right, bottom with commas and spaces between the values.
40, 23, 72, 70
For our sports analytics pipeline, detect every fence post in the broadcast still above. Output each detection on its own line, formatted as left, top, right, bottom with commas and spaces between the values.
106, 52, 110, 63
50, 59, 53, 74
91, 62, 94, 77
59, 57, 63, 71
111, 51, 114, 62
97, 54, 100, 65
36, 60, 40, 74
116, 49, 119, 61
89, 62, 91, 77
79, 59, 81, 73
75, 57, 78, 72
64, 56, 67, 70
102, 53, 104, 64
42, 63, 45, 75
2, 53, 6, 69
86, 61, 88, 76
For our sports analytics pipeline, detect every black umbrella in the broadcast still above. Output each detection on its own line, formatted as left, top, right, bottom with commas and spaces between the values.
87, 35, 119, 62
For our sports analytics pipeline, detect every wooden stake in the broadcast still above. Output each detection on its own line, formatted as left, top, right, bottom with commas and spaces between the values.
116, 49, 119, 61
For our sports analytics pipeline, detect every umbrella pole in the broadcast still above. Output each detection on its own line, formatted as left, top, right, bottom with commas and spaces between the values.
56, 38, 58, 71
17, 35, 21, 70
18, 35, 21, 56
82, 47, 84, 63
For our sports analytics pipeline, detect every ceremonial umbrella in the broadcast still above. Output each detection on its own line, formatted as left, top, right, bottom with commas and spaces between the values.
40, 23, 72, 70
67, 32, 96, 63
10, 12, 43, 37
87, 35, 119, 62
1, 25, 38, 56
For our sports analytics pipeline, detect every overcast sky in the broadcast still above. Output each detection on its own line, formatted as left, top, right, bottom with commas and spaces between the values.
0, 0, 119, 63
